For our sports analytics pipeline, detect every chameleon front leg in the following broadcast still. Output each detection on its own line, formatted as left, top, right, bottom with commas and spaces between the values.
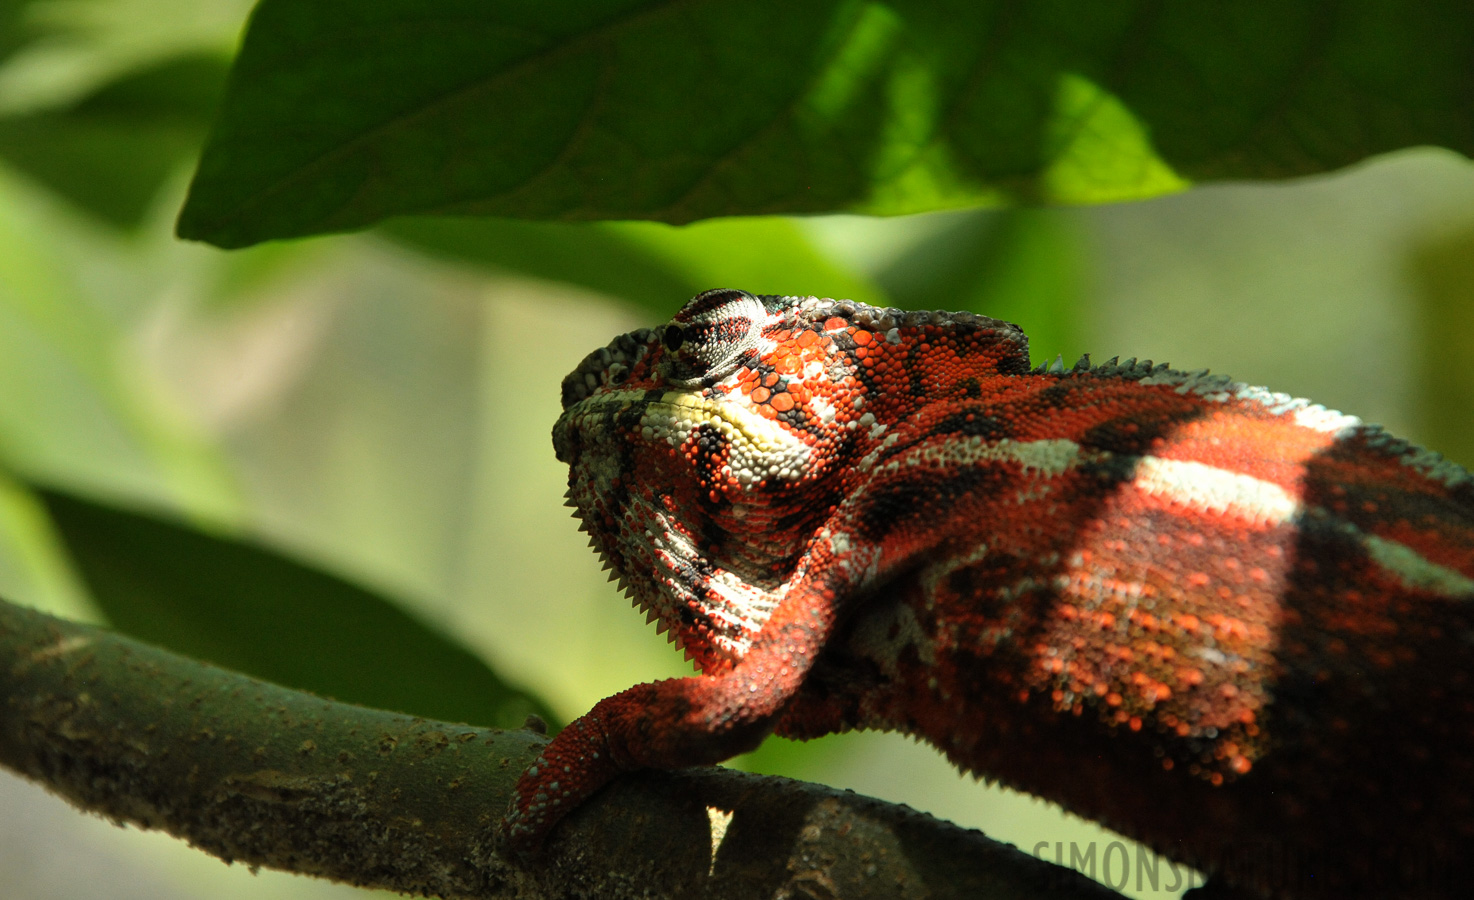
499, 575, 849, 853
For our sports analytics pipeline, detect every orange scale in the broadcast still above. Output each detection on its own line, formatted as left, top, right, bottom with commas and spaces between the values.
751, 387, 771, 403
770, 392, 796, 413
824, 317, 847, 331
796, 330, 818, 347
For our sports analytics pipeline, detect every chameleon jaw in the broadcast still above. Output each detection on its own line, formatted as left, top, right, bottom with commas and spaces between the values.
557, 386, 804, 670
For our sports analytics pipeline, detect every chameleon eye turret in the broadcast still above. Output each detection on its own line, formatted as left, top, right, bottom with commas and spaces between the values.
660, 288, 767, 385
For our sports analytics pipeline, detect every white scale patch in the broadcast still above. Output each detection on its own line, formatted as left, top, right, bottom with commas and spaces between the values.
1132, 456, 1474, 599
1131, 456, 1300, 527
650, 507, 785, 649
703, 571, 783, 634
1292, 404, 1363, 436
1361, 533, 1474, 598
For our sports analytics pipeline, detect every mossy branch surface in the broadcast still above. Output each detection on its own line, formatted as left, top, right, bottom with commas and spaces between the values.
0, 598, 1123, 899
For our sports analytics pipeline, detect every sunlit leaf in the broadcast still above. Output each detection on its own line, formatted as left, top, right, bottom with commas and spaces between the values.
180, 0, 1474, 247
41, 487, 558, 730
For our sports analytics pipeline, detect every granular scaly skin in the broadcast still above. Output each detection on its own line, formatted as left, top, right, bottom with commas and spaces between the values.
505, 289, 1474, 897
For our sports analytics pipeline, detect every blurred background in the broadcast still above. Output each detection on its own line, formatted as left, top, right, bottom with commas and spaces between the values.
2, 2, 1474, 898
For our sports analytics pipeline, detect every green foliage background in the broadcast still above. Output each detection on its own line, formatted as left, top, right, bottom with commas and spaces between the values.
1, 2, 1473, 898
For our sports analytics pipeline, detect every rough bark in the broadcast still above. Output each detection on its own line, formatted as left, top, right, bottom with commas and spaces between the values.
0, 598, 1124, 899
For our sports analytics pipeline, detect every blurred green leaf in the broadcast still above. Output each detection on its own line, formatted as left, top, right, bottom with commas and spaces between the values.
1408, 224, 1474, 470
384, 218, 695, 315
0, 53, 229, 226
0, 164, 239, 513
875, 209, 1084, 366
386, 215, 885, 317
0, 0, 251, 114
40, 487, 557, 729
0, 0, 38, 63
179, 0, 1474, 248
0, 470, 93, 621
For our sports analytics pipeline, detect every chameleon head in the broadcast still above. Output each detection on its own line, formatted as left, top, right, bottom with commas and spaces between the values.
553, 289, 871, 670
553, 289, 1030, 671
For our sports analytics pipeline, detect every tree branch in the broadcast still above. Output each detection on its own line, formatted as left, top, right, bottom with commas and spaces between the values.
0, 598, 1124, 899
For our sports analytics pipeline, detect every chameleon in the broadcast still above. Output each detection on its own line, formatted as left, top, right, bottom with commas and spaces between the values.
504, 288, 1474, 897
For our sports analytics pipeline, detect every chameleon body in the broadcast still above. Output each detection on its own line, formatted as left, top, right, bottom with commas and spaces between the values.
506, 289, 1474, 897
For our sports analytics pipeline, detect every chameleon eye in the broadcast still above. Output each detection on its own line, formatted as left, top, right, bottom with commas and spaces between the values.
663, 289, 767, 385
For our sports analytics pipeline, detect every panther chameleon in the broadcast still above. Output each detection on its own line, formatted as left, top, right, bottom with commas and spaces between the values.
504, 288, 1474, 898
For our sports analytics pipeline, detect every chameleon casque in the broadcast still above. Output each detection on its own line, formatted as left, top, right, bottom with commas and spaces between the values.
505, 288, 1474, 897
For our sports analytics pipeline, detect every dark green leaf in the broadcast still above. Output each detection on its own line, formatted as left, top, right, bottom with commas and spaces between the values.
0, 54, 230, 227
0, 0, 36, 63
39, 487, 557, 730
385, 215, 886, 316
179, 0, 1474, 248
